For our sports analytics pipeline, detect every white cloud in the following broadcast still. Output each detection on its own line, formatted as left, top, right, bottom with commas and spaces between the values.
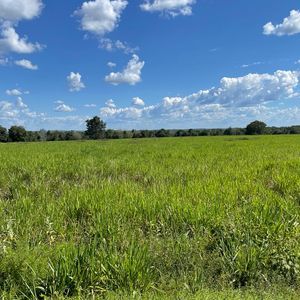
6, 88, 29, 97
0, 101, 13, 111
241, 61, 263, 68
6, 89, 22, 96
0, 26, 42, 54
16, 97, 28, 109
173, 70, 299, 109
132, 97, 145, 106
0, 57, 8, 65
36, 115, 87, 130
107, 61, 116, 68
0, 97, 45, 127
0, 1, 44, 55
105, 54, 145, 85
100, 70, 300, 127
140, 0, 196, 17
54, 102, 75, 112
0, 100, 17, 118
263, 10, 300, 36
0, 0, 43, 23
100, 38, 138, 54
6, 88, 22, 96
67, 72, 85, 92
0, 96, 85, 130
75, 0, 128, 36
84, 103, 97, 108
15, 59, 38, 70
100, 106, 146, 120
54, 100, 64, 104
105, 99, 116, 108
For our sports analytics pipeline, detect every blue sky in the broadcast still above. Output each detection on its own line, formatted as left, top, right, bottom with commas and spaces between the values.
0, 0, 300, 130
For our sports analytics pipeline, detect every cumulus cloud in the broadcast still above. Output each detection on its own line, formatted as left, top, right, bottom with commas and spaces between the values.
0, 96, 45, 128
105, 99, 116, 108
54, 101, 75, 112
100, 106, 147, 120
132, 97, 145, 106
0, 96, 85, 130
6, 88, 22, 96
0, 100, 18, 118
100, 38, 138, 54
0, 26, 42, 54
100, 70, 300, 127
140, 0, 196, 17
0, 0, 44, 55
172, 70, 299, 110
84, 103, 97, 108
15, 59, 38, 70
67, 72, 85, 92
105, 54, 145, 85
16, 96, 28, 108
75, 0, 128, 36
0, 0, 43, 23
263, 10, 300, 36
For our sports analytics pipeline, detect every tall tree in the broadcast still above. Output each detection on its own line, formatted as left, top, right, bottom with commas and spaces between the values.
8, 126, 27, 142
245, 121, 267, 135
85, 116, 106, 139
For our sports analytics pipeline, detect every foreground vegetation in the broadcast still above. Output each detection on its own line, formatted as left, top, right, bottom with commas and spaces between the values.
0, 135, 300, 298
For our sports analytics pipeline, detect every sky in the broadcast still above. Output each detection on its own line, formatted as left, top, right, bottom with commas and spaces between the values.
0, 0, 300, 130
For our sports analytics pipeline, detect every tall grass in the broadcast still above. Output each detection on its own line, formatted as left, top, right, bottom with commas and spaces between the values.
0, 135, 299, 298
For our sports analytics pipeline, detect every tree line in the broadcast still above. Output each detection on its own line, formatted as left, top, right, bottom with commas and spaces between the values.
0, 118, 299, 143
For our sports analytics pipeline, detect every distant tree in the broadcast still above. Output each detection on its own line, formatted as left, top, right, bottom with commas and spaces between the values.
38, 129, 47, 141
246, 120, 267, 135
234, 128, 246, 135
175, 130, 187, 137
104, 129, 120, 139
85, 116, 106, 139
188, 129, 198, 136
289, 126, 300, 134
123, 131, 130, 138
8, 126, 27, 142
209, 129, 223, 136
155, 129, 170, 138
25, 131, 40, 142
112, 131, 121, 139
224, 127, 233, 135
140, 130, 148, 138
105, 129, 114, 139
0, 125, 8, 142
46, 130, 65, 141
199, 130, 208, 136
65, 131, 83, 140
132, 131, 143, 138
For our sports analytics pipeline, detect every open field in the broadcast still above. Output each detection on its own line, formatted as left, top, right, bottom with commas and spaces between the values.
0, 135, 300, 299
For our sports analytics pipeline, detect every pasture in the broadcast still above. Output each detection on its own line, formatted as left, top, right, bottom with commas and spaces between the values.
0, 135, 299, 299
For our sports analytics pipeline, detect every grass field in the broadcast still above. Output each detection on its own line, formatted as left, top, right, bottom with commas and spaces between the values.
0, 135, 300, 299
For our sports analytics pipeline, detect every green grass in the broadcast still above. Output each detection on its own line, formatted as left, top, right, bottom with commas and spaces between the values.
0, 135, 299, 299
